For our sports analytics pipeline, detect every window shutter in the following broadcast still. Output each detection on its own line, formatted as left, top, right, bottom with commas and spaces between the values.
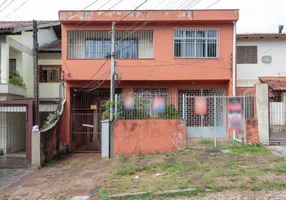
237, 46, 257, 64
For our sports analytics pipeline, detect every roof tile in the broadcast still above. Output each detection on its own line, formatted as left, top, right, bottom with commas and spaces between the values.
259, 77, 286, 91
39, 40, 61, 51
0, 21, 58, 31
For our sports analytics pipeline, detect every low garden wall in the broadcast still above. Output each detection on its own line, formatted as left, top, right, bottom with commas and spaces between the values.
113, 119, 186, 156
245, 119, 259, 144
40, 114, 65, 166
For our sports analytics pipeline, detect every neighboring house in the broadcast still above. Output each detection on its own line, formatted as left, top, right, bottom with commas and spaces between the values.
59, 10, 239, 152
237, 33, 286, 98
0, 21, 62, 158
237, 33, 286, 129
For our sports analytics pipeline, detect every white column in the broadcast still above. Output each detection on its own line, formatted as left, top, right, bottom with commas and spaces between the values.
1, 43, 9, 84
255, 83, 269, 145
32, 128, 41, 169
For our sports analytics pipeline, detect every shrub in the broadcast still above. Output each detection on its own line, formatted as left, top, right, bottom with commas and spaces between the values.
9, 71, 26, 87
158, 104, 180, 119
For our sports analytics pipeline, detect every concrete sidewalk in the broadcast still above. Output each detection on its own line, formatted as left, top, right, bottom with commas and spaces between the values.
268, 146, 286, 158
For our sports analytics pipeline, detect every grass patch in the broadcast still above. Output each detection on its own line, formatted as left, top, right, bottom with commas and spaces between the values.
114, 164, 137, 176
264, 162, 286, 173
43, 161, 54, 167
228, 143, 269, 154
106, 148, 286, 197
102, 189, 203, 200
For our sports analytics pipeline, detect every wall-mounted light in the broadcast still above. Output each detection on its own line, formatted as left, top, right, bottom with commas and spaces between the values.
262, 55, 272, 64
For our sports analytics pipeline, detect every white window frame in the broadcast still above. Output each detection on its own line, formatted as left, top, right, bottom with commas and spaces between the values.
173, 28, 220, 59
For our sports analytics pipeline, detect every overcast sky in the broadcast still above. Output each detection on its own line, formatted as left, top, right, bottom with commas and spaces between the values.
1, 0, 286, 33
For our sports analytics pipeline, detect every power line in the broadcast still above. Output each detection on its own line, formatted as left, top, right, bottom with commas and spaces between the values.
0, 0, 9, 9
115, 0, 148, 24
88, 59, 110, 81
1, 0, 28, 20
205, 0, 220, 9
78, 61, 110, 91
0, 0, 17, 13
59, 0, 123, 39
81, 69, 111, 91
115, 0, 203, 53
117, 62, 230, 70
63, 0, 113, 34
82, 0, 99, 10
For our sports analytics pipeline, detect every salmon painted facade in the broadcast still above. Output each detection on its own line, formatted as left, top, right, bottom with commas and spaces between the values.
59, 10, 239, 151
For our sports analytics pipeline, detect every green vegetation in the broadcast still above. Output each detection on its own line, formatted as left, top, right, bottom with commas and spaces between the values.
43, 161, 54, 167
100, 144, 286, 199
9, 71, 26, 87
228, 143, 270, 154
158, 104, 180, 119
102, 97, 180, 120
264, 161, 286, 173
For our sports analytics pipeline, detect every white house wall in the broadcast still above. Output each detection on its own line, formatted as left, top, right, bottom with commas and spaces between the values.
0, 112, 7, 154
22, 52, 33, 98
9, 47, 23, 76
10, 28, 58, 48
39, 53, 62, 99
237, 40, 286, 87
38, 53, 61, 65
39, 83, 61, 99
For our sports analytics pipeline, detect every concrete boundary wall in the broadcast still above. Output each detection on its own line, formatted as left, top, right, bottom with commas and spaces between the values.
113, 119, 186, 156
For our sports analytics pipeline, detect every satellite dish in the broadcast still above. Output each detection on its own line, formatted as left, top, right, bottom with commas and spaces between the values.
262, 55, 272, 64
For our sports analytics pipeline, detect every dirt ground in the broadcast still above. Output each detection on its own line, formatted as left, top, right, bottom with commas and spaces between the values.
1, 146, 286, 200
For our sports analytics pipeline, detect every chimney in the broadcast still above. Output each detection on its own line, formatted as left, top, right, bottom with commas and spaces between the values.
278, 25, 284, 34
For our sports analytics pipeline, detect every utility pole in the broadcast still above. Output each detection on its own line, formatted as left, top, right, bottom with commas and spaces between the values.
110, 22, 116, 121
33, 20, 39, 126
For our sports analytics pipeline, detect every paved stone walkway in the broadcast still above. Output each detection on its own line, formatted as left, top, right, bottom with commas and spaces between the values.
268, 146, 286, 158
0, 169, 30, 191
0, 155, 30, 191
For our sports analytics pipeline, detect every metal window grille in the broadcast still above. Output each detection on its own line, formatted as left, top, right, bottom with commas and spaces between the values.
67, 30, 153, 59
132, 88, 169, 117
116, 92, 182, 119
174, 28, 219, 58
243, 94, 255, 119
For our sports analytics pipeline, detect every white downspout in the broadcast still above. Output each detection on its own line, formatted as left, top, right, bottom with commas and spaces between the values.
232, 21, 242, 143
232, 21, 237, 96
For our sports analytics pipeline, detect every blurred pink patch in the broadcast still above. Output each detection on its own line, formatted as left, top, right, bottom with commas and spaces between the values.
152, 97, 166, 114
124, 96, 135, 110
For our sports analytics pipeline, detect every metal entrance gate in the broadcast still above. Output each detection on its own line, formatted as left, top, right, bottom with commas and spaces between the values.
71, 89, 110, 152
179, 89, 227, 139
269, 92, 286, 145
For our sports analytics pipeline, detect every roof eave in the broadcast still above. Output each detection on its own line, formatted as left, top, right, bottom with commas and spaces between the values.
39, 49, 61, 53
12, 22, 61, 33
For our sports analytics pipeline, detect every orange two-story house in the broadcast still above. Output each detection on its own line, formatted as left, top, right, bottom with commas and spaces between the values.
59, 10, 239, 152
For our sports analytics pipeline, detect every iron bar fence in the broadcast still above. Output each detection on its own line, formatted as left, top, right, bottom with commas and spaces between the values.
110, 93, 255, 121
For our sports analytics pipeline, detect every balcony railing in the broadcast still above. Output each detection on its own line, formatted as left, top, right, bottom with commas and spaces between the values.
67, 30, 153, 59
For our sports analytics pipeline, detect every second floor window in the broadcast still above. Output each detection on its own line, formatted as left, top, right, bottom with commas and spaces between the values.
174, 28, 219, 58
237, 46, 258, 64
39, 66, 62, 83
68, 30, 153, 59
